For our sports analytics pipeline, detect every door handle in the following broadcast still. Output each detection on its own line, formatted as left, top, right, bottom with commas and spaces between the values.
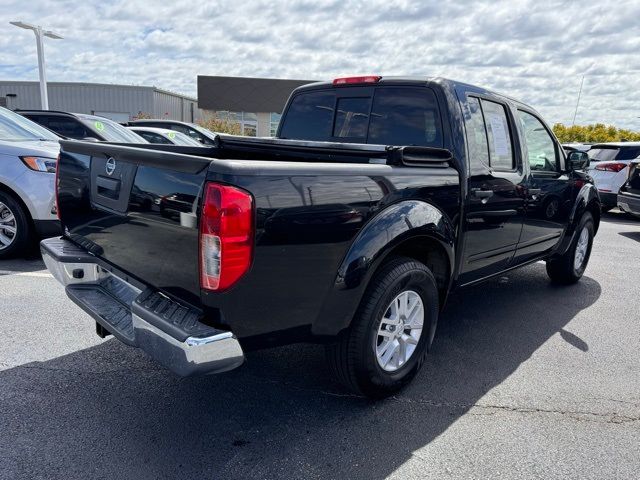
528, 188, 542, 195
471, 188, 494, 199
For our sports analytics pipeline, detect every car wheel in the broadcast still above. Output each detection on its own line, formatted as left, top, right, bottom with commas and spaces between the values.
326, 256, 439, 398
0, 191, 31, 259
546, 212, 594, 284
544, 198, 560, 219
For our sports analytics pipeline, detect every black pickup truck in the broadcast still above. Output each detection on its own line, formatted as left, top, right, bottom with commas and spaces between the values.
42, 76, 600, 397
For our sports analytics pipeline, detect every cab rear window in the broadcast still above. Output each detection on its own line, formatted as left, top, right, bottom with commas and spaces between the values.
280, 87, 443, 147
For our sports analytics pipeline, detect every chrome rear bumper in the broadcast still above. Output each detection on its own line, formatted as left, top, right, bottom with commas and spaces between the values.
41, 237, 244, 376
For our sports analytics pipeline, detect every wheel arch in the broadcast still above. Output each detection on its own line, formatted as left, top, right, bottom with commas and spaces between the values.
554, 183, 600, 257
311, 200, 455, 337
0, 181, 35, 225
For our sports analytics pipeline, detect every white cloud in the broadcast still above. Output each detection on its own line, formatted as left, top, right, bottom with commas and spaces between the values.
1, 0, 639, 128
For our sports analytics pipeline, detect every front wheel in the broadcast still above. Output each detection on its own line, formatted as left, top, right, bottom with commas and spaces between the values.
326, 257, 439, 398
546, 212, 594, 284
0, 192, 31, 259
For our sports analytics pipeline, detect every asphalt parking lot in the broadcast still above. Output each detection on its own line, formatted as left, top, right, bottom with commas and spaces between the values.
1, 211, 639, 480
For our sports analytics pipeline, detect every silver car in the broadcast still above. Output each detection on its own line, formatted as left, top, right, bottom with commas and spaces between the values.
0, 107, 60, 258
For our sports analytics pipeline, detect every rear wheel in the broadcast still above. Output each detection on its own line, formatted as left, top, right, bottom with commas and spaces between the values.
546, 212, 594, 284
0, 192, 31, 259
326, 257, 439, 398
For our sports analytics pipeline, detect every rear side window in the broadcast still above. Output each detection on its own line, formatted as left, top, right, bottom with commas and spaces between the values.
139, 131, 171, 144
619, 147, 640, 160
481, 100, 514, 170
368, 88, 442, 147
465, 97, 515, 170
464, 97, 490, 167
44, 116, 90, 139
280, 91, 336, 141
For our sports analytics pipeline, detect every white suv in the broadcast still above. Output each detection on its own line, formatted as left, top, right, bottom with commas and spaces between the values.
586, 142, 640, 211
0, 107, 60, 258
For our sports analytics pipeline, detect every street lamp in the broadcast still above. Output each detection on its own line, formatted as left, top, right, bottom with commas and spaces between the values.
10, 21, 63, 110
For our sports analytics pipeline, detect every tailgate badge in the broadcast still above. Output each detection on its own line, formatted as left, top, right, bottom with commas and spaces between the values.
105, 157, 116, 176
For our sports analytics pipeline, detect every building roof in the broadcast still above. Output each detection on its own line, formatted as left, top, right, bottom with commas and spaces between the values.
197, 75, 316, 113
0, 81, 197, 101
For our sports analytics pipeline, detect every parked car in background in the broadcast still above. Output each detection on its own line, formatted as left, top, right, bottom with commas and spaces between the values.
586, 142, 640, 211
127, 126, 203, 146
617, 161, 640, 218
17, 110, 147, 144
0, 107, 60, 258
127, 119, 218, 145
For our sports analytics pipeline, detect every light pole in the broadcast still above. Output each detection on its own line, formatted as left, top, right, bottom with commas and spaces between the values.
10, 21, 63, 110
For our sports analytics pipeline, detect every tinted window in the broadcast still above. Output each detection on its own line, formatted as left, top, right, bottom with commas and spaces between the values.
481, 100, 514, 170
44, 116, 90, 139
368, 88, 442, 147
279, 91, 336, 141
139, 131, 171, 144
465, 97, 490, 168
518, 110, 558, 172
590, 146, 640, 161
618, 147, 640, 160
333, 97, 370, 139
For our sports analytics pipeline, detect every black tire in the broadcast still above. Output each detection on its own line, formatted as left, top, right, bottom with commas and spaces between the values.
546, 212, 594, 284
326, 256, 439, 398
0, 191, 31, 259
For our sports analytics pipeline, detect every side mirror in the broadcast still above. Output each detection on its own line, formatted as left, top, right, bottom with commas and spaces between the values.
568, 151, 589, 170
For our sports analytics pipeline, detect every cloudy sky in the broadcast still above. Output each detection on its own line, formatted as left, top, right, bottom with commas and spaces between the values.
1, 0, 639, 128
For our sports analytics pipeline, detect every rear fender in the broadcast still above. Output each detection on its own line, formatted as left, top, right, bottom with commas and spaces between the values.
312, 200, 455, 336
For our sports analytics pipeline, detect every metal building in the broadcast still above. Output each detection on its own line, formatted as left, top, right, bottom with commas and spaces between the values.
197, 76, 315, 137
0, 81, 202, 123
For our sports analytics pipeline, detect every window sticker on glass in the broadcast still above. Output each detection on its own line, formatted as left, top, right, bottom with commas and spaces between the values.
94, 121, 105, 132
486, 113, 509, 156
167, 131, 176, 139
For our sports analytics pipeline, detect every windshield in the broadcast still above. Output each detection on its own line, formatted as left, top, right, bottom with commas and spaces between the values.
0, 107, 59, 142
167, 131, 203, 146
188, 123, 218, 140
78, 115, 147, 143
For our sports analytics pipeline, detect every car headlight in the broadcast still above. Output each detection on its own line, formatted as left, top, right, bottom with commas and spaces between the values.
20, 156, 57, 173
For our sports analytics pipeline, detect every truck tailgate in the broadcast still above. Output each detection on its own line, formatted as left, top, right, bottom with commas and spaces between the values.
57, 141, 211, 304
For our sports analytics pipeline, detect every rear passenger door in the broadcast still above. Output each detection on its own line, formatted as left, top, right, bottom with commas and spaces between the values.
458, 95, 526, 284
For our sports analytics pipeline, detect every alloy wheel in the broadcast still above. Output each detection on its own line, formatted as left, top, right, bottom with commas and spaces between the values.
375, 290, 424, 372
0, 201, 17, 251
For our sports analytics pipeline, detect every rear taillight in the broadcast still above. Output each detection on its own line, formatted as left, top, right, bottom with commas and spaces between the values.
199, 183, 254, 291
333, 75, 381, 85
594, 162, 627, 173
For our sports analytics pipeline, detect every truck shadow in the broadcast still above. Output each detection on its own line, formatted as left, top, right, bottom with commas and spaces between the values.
1, 263, 601, 480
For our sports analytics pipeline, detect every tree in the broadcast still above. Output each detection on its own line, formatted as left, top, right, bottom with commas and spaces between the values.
197, 117, 242, 135
552, 123, 640, 143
